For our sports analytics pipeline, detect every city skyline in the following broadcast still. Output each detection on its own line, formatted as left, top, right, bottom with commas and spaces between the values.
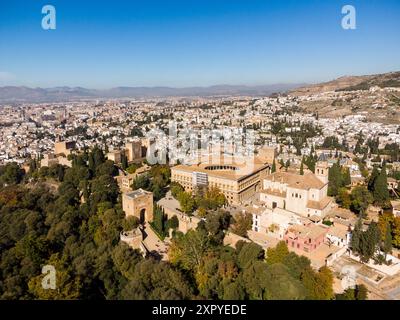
1, 0, 400, 88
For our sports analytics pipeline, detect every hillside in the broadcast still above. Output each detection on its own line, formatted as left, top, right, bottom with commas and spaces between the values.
289, 71, 400, 124
290, 71, 400, 96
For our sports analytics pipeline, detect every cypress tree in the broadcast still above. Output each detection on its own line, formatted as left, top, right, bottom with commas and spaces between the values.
328, 162, 342, 196
382, 222, 393, 258
360, 222, 380, 262
300, 158, 304, 175
368, 167, 379, 192
279, 159, 285, 169
343, 168, 351, 186
271, 159, 276, 173
285, 159, 290, 171
351, 219, 362, 254
121, 154, 128, 170
373, 165, 390, 206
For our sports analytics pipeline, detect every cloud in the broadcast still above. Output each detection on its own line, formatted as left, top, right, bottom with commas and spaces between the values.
0, 71, 16, 82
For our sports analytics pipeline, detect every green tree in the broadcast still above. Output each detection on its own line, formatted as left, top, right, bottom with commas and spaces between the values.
177, 191, 196, 215
121, 154, 128, 170
170, 182, 184, 198
120, 259, 192, 300
328, 161, 342, 196
0, 162, 25, 186
336, 187, 351, 209
300, 158, 304, 175
382, 222, 393, 258
167, 215, 179, 231
169, 229, 211, 272
271, 159, 276, 173
266, 241, 289, 265
372, 165, 390, 207
230, 212, 252, 237
28, 253, 82, 299
351, 219, 362, 253
350, 186, 373, 217
343, 168, 351, 186
236, 242, 264, 269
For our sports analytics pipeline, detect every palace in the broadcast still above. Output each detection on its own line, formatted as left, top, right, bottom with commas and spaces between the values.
171, 155, 271, 205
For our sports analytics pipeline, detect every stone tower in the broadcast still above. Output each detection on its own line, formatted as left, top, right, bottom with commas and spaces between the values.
315, 161, 329, 184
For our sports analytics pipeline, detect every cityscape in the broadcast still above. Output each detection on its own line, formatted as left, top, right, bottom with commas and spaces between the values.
1, 0, 400, 306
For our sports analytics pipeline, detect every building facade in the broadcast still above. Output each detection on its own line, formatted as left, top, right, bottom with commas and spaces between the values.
259, 163, 333, 218
122, 189, 154, 223
171, 156, 270, 205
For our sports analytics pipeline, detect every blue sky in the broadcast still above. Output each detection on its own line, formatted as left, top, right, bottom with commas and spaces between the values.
0, 0, 399, 88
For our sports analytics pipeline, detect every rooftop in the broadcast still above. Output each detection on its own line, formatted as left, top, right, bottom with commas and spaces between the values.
172, 155, 269, 181
124, 188, 152, 199
265, 171, 326, 190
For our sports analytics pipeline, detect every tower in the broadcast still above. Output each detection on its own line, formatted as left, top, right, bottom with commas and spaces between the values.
315, 161, 329, 184
125, 140, 142, 162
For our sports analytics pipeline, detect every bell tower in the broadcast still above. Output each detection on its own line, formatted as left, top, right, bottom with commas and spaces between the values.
315, 161, 329, 184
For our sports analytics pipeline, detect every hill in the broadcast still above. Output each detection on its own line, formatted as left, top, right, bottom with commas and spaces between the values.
290, 71, 400, 96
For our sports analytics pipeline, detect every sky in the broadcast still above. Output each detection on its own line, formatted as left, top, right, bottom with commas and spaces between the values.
0, 0, 399, 88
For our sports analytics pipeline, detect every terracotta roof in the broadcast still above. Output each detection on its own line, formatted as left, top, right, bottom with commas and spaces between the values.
265, 172, 326, 190
327, 224, 349, 239
307, 197, 333, 210
172, 155, 269, 181
260, 188, 287, 198
286, 224, 327, 240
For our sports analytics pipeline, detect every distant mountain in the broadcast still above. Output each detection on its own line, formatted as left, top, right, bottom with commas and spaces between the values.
289, 71, 400, 96
0, 83, 304, 103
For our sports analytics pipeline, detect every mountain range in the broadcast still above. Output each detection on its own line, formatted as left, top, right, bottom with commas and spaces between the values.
0, 84, 304, 103
1, 71, 399, 103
